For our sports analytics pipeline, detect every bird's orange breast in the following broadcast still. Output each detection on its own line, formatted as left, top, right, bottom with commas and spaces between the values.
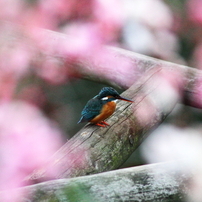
90, 101, 116, 124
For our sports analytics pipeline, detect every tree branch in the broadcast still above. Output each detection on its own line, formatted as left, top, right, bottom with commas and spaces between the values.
2, 21, 202, 108
26, 66, 181, 181
13, 162, 189, 202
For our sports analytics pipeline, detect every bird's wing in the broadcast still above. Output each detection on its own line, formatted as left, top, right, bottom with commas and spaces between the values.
80, 98, 102, 122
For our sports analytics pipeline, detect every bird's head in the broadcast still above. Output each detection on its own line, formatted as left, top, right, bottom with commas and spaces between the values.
98, 87, 133, 102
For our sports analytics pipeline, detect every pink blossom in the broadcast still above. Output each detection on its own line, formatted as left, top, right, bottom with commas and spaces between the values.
187, 0, 202, 25
38, 0, 73, 21
0, 0, 24, 23
35, 57, 68, 84
0, 24, 34, 100
19, 0, 92, 29
93, 0, 123, 42
61, 22, 103, 58
0, 44, 31, 78
0, 101, 64, 201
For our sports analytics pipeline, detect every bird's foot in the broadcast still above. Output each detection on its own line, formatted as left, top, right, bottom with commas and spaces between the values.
95, 123, 106, 127
100, 121, 110, 126
95, 121, 110, 127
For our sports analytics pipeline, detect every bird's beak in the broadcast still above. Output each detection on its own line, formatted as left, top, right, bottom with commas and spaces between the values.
117, 96, 133, 103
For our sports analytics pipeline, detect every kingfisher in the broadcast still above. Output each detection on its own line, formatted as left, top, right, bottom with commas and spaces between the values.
78, 87, 133, 127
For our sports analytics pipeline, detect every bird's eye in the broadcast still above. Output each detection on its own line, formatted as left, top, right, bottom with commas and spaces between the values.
101, 97, 108, 100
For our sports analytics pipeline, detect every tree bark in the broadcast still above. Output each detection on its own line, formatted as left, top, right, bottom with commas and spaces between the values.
14, 162, 189, 202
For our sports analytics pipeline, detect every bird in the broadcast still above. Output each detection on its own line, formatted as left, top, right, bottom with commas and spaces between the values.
78, 87, 133, 127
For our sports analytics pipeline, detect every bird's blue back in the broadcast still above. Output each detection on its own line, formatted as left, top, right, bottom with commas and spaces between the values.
78, 96, 102, 122
78, 87, 119, 123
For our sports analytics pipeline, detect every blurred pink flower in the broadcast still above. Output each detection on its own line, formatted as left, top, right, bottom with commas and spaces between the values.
0, 0, 25, 22
0, 44, 31, 77
0, 101, 64, 201
187, 0, 202, 25
93, 0, 123, 42
0, 24, 34, 100
22, 0, 123, 84
61, 22, 103, 58
23, 0, 75, 30
35, 57, 68, 84
38, 0, 73, 20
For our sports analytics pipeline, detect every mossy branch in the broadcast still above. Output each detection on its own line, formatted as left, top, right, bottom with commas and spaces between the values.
9, 162, 188, 202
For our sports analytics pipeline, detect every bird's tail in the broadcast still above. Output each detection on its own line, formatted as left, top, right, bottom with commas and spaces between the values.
77, 116, 87, 124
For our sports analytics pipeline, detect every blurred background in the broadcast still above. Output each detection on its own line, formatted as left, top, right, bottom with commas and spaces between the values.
10, 0, 199, 134
2, 0, 202, 200
6, 0, 202, 164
